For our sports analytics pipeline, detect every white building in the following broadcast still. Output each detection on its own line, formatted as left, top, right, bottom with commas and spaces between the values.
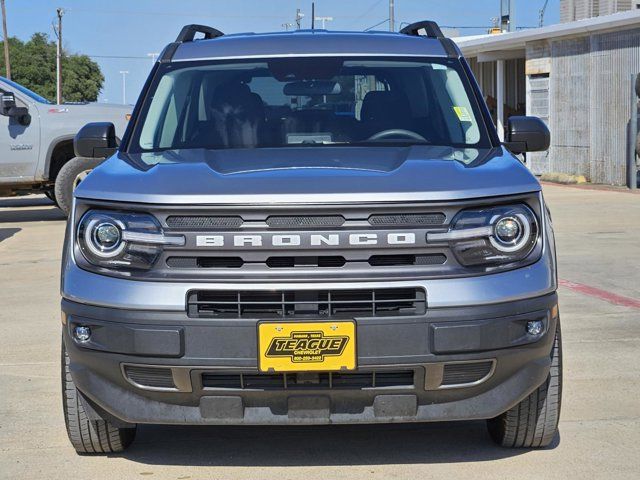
561, 0, 638, 22
454, 11, 640, 186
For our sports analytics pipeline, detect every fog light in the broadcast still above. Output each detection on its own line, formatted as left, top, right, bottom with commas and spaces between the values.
526, 320, 544, 336
73, 326, 91, 342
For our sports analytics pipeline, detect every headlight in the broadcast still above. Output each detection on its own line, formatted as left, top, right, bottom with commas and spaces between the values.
77, 210, 184, 270
427, 204, 539, 268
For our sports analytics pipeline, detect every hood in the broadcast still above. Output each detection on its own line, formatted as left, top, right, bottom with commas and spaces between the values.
74, 146, 541, 204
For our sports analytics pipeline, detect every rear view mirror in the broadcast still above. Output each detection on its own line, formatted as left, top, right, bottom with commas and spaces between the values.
283, 81, 341, 96
74, 122, 117, 159
0, 91, 31, 126
504, 116, 550, 154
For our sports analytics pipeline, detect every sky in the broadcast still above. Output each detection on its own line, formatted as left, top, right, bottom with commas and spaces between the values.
3, 0, 560, 105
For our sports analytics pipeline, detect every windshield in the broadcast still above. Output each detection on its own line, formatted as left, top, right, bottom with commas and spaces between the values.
0, 77, 52, 104
130, 57, 490, 153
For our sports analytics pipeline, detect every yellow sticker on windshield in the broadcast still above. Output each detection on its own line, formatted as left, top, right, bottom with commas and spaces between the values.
453, 106, 472, 122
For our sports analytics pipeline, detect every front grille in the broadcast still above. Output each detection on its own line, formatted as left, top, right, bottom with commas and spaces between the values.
368, 213, 446, 226
369, 254, 447, 266
168, 255, 446, 270
441, 361, 494, 386
165, 216, 243, 229
187, 288, 426, 318
201, 370, 415, 390
266, 215, 345, 228
124, 366, 175, 389
266, 256, 347, 268
167, 257, 244, 268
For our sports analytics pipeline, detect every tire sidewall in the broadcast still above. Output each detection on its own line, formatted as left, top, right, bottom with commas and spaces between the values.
54, 157, 103, 216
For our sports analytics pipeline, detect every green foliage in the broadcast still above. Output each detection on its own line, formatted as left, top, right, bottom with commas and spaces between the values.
0, 33, 104, 102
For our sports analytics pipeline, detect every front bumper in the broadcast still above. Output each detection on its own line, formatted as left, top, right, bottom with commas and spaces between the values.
62, 292, 558, 425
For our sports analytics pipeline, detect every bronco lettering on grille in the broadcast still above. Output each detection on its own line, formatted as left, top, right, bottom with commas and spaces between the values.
195, 232, 416, 248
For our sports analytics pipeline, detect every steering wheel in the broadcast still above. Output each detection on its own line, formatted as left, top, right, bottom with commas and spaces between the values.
367, 129, 428, 142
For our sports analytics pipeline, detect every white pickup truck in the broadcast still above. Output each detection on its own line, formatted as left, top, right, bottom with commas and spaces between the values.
0, 77, 130, 214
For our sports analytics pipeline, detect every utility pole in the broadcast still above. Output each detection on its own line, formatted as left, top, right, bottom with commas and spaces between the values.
315, 16, 333, 29
500, 0, 512, 32
389, 0, 395, 32
55, 8, 64, 104
119, 70, 129, 105
295, 8, 304, 30
1, 0, 10, 80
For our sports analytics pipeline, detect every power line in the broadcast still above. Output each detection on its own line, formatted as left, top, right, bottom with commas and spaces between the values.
364, 18, 389, 32
348, 0, 385, 27
87, 54, 150, 59
62, 7, 383, 20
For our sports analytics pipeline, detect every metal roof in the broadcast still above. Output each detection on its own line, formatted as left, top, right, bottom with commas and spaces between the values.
453, 10, 640, 56
171, 30, 451, 62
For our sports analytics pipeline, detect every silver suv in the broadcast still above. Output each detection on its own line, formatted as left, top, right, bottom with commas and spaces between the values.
61, 22, 561, 453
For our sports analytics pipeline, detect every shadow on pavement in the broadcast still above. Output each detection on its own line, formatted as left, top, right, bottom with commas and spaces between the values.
0, 227, 21, 242
0, 196, 66, 223
120, 421, 556, 466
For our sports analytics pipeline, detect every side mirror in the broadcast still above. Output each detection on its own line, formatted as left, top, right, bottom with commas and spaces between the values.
74, 122, 117, 158
1, 91, 31, 126
504, 116, 550, 154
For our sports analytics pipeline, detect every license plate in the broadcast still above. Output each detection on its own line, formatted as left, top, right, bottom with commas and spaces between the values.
258, 321, 356, 373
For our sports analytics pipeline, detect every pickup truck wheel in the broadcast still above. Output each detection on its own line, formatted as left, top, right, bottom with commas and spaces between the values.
62, 340, 136, 454
44, 189, 59, 206
487, 321, 562, 448
54, 157, 102, 216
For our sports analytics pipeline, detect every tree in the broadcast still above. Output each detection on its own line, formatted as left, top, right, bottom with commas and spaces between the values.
0, 33, 103, 102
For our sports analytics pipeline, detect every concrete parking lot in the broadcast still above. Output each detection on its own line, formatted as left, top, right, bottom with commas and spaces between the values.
1, 184, 639, 480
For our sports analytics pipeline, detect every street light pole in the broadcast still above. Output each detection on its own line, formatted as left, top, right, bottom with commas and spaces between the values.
295, 8, 304, 30
389, 0, 395, 32
119, 70, 129, 105
315, 16, 333, 29
147, 52, 159, 66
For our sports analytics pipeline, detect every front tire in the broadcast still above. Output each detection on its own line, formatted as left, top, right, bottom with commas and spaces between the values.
487, 321, 562, 448
54, 157, 102, 216
62, 340, 136, 454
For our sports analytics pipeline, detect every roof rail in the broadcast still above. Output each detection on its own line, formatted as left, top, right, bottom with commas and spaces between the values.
399, 21, 444, 39
175, 24, 224, 43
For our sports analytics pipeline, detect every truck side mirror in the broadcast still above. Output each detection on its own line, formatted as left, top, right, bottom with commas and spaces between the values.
2, 92, 16, 111
504, 116, 550, 154
1, 91, 31, 126
74, 122, 117, 158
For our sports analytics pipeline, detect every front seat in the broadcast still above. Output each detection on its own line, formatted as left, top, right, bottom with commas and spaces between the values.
210, 82, 265, 148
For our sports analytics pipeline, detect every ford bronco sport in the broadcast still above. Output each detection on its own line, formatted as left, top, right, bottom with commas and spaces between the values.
61, 22, 561, 453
